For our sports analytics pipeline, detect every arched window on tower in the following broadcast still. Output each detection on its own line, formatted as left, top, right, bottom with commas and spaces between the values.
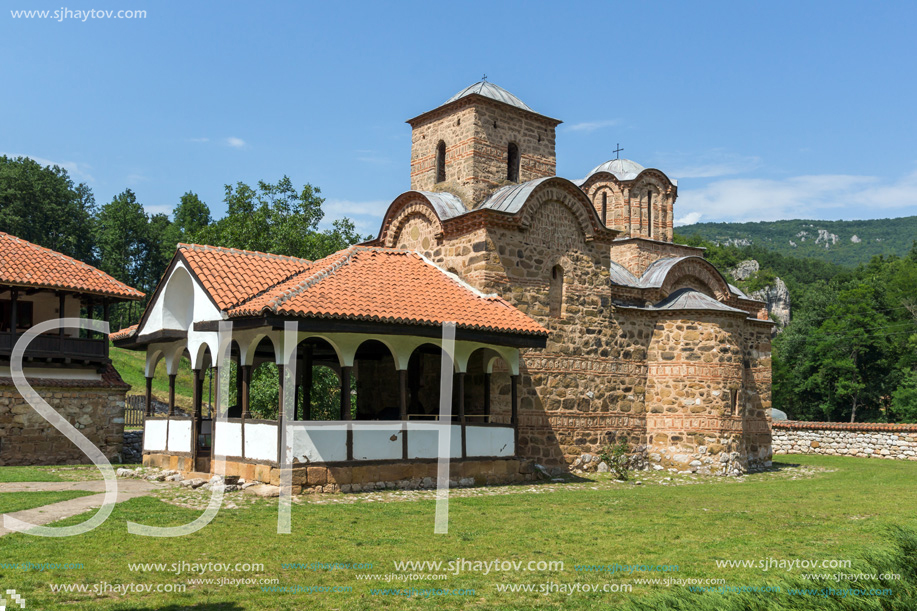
435, 141, 446, 183
549, 265, 564, 318
647, 189, 654, 237
507, 142, 520, 182
601, 192, 608, 224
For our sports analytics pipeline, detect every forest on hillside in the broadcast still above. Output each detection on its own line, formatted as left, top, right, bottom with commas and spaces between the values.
676, 233, 917, 423
678, 217, 917, 266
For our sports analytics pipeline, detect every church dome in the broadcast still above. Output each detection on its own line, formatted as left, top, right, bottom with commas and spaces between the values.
444, 81, 534, 112
585, 158, 645, 181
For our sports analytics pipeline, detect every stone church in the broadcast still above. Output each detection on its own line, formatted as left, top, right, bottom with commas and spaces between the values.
368, 81, 773, 474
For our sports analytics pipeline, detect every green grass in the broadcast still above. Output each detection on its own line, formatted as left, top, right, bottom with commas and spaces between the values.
1, 454, 916, 609
110, 345, 196, 409
0, 466, 113, 483
0, 466, 66, 482
0, 490, 97, 514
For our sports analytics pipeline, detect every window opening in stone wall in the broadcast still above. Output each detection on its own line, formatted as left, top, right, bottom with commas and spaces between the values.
435, 140, 446, 183
647, 189, 653, 237
549, 265, 564, 318
507, 142, 520, 182
601, 192, 608, 224
731, 389, 739, 415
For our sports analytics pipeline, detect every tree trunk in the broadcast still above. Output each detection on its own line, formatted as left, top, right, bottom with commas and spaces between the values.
850, 395, 858, 423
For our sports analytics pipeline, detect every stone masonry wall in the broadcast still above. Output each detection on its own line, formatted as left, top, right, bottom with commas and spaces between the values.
380, 192, 772, 472
773, 422, 917, 460
0, 383, 128, 466
410, 98, 557, 203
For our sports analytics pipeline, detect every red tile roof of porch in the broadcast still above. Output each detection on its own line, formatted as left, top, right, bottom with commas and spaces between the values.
140, 243, 545, 337
0, 231, 144, 299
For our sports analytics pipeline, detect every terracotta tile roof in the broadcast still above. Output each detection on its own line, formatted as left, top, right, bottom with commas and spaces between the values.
0, 232, 144, 299
110, 323, 138, 341
177, 243, 312, 310
226, 246, 547, 336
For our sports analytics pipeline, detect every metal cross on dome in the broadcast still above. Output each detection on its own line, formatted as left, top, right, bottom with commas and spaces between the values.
481, 74, 487, 82
613, 143, 624, 159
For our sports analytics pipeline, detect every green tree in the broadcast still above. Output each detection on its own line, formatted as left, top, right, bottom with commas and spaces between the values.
94, 189, 149, 290
0, 155, 97, 262
172, 191, 211, 241
198, 176, 365, 260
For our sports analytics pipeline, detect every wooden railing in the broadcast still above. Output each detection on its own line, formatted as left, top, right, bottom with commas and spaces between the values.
0, 332, 108, 362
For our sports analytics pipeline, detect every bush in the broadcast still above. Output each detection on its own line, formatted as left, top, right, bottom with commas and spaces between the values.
599, 439, 631, 481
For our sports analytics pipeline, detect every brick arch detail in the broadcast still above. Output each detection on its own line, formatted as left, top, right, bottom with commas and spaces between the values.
518, 183, 598, 241
378, 194, 445, 248
659, 258, 731, 301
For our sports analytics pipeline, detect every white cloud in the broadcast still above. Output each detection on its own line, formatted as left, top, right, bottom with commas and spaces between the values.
320, 198, 391, 236
661, 151, 761, 179
675, 170, 917, 225
1, 152, 94, 183
225, 137, 246, 149
565, 119, 619, 133
125, 173, 149, 185
187, 137, 209, 143
144, 204, 173, 217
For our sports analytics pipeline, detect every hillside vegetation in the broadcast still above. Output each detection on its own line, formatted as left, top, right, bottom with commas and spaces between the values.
678, 216, 917, 266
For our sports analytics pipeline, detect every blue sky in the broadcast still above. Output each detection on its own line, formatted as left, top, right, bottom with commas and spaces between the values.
2, 1, 916, 235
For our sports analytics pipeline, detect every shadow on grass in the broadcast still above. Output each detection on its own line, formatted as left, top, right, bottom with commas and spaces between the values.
766, 460, 802, 471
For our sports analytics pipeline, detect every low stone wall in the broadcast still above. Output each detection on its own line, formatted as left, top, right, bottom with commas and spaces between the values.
142, 453, 539, 494
0, 369, 129, 466
773, 421, 917, 460
122, 430, 143, 464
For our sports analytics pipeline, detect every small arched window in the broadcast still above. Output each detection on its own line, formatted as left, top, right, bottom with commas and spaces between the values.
601, 192, 608, 224
549, 265, 564, 318
507, 142, 520, 182
647, 189, 653, 237
435, 141, 446, 183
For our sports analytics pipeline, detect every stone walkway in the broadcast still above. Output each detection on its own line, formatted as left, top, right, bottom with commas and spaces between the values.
0, 479, 158, 537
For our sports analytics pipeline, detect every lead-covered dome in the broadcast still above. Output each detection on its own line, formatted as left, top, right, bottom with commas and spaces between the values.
585, 158, 646, 181
444, 81, 533, 112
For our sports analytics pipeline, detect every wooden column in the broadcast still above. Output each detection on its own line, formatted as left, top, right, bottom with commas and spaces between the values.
85, 297, 92, 339
457, 372, 466, 459
58, 293, 66, 337
168, 373, 176, 416
145, 376, 153, 416
277, 364, 285, 463
235, 357, 243, 413
241, 365, 252, 419
303, 344, 313, 420
511, 374, 519, 451
483, 373, 491, 421
191, 368, 202, 464
399, 369, 408, 459
341, 366, 352, 461
9, 289, 18, 333
211, 367, 219, 464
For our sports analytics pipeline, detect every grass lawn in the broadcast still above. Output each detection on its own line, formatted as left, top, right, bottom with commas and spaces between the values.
0, 466, 112, 483
0, 490, 98, 514
1, 454, 915, 610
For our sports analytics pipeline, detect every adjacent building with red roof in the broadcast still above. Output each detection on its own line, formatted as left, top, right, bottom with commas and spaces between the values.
0, 231, 144, 466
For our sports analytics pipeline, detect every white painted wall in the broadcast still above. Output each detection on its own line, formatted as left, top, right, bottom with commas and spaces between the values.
139, 260, 222, 337
466, 425, 514, 457
353, 426, 404, 461
214, 421, 242, 457
167, 420, 192, 453
244, 423, 278, 462
288, 424, 348, 463
144, 420, 168, 452
408, 425, 462, 459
